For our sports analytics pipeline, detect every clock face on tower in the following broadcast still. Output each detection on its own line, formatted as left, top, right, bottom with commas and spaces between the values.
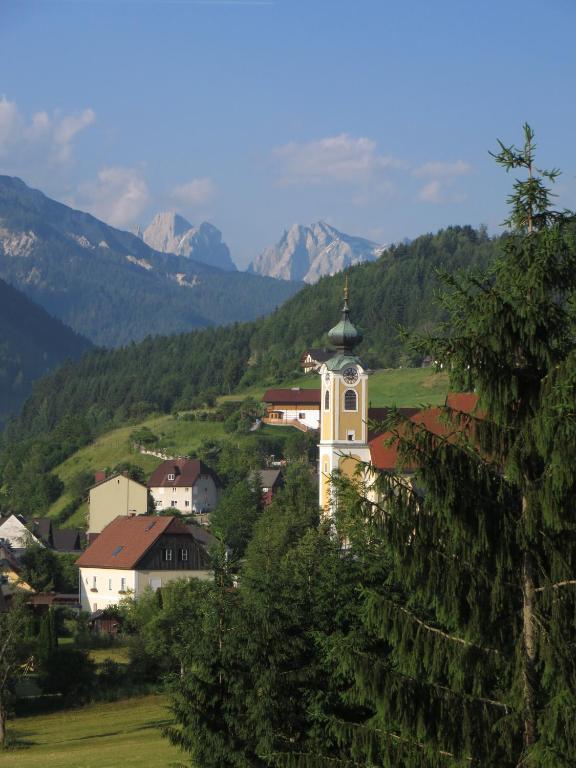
342, 366, 358, 385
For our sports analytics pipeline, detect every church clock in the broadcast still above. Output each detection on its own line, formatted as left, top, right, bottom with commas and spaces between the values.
342, 366, 358, 384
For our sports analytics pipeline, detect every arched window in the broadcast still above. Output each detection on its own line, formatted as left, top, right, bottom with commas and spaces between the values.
344, 389, 357, 411
324, 390, 330, 410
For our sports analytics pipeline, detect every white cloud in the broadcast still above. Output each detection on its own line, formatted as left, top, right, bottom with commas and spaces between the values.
73, 166, 150, 228
273, 133, 401, 186
414, 159, 471, 204
418, 180, 443, 203
412, 160, 471, 179
170, 177, 217, 206
0, 96, 95, 167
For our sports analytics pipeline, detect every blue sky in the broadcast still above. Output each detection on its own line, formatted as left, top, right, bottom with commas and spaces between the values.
1, 0, 575, 267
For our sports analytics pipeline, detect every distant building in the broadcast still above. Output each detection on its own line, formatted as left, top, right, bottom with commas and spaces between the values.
248, 469, 284, 506
0, 514, 42, 557
261, 388, 321, 430
31, 518, 83, 553
76, 515, 212, 612
147, 459, 221, 514
88, 473, 149, 536
0, 542, 34, 604
300, 348, 334, 374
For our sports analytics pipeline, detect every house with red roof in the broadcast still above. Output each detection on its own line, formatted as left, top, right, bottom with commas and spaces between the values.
76, 515, 212, 612
147, 458, 221, 515
262, 387, 322, 430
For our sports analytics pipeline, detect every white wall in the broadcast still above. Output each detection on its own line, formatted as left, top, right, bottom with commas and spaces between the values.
150, 475, 219, 513
79, 567, 137, 613
79, 566, 213, 612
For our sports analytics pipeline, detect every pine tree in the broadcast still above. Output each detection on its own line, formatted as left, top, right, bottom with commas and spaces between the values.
320, 125, 576, 767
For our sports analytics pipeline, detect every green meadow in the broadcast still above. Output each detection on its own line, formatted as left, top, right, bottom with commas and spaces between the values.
0, 696, 181, 768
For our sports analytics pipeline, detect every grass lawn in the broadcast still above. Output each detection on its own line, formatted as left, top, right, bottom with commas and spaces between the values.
221, 368, 449, 408
368, 368, 449, 407
48, 416, 226, 526
88, 646, 131, 666
1, 695, 182, 768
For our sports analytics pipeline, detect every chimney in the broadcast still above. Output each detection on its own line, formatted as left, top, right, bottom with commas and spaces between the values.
95, 470, 106, 484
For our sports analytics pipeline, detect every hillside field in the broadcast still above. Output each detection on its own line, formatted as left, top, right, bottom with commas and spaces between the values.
48, 367, 449, 526
1, 695, 180, 768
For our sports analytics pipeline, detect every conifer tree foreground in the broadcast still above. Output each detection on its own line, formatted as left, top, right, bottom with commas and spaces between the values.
327, 125, 576, 767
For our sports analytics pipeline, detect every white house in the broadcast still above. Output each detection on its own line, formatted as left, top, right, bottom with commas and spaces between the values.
76, 515, 212, 612
147, 458, 221, 514
261, 388, 321, 430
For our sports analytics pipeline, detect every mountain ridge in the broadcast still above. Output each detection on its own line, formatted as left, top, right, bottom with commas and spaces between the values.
0, 176, 300, 347
248, 221, 383, 283
142, 211, 237, 271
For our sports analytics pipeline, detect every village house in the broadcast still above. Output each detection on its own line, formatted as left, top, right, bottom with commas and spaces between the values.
247, 469, 284, 506
0, 514, 43, 558
76, 515, 212, 612
261, 388, 321, 430
300, 348, 334, 374
147, 458, 221, 514
31, 518, 83, 553
0, 542, 34, 605
88, 472, 149, 537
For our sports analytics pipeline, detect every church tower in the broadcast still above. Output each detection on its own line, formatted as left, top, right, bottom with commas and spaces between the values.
318, 279, 371, 515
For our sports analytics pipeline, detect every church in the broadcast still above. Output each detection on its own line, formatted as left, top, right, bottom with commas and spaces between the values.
316, 280, 478, 515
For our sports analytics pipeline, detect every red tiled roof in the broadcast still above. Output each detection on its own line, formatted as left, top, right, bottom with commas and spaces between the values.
367, 407, 420, 440
147, 458, 220, 489
262, 388, 321, 406
445, 392, 479, 414
76, 515, 190, 569
369, 403, 474, 471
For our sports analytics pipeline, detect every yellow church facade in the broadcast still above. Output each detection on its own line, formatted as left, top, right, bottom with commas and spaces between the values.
318, 281, 373, 513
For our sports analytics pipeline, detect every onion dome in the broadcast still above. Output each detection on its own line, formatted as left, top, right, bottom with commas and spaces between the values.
327, 277, 363, 353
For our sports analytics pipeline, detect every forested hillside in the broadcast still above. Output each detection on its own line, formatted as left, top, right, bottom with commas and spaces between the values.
1, 225, 499, 446
246, 224, 499, 378
0, 278, 91, 427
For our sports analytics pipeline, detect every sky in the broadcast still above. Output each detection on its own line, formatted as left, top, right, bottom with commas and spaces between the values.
1, 0, 575, 268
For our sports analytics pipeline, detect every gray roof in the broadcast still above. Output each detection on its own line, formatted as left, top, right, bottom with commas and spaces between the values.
248, 469, 283, 489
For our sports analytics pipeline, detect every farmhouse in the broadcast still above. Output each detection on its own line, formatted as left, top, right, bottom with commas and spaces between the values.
262, 388, 321, 430
147, 458, 221, 514
76, 515, 212, 612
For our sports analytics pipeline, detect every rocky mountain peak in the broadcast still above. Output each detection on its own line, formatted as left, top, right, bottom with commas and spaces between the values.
248, 221, 383, 284
142, 211, 236, 271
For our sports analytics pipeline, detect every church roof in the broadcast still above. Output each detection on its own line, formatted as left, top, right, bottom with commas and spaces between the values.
324, 354, 364, 373
327, 278, 363, 356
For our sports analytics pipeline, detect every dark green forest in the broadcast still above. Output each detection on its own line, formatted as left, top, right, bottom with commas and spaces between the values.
0, 278, 91, 428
